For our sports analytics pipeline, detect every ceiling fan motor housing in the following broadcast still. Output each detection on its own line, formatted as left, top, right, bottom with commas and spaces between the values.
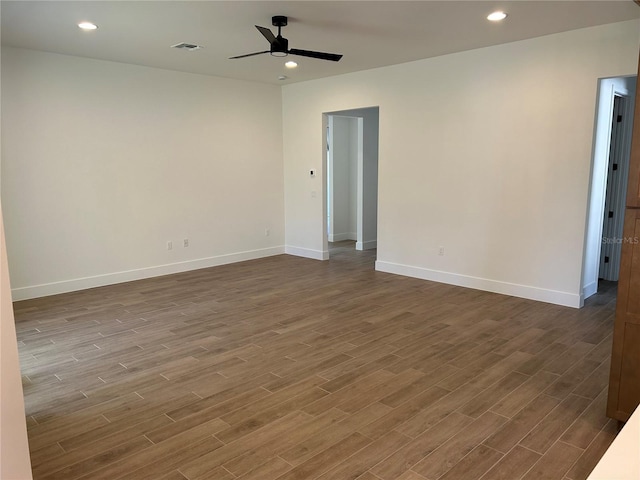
270, 15, 289, 55
272, 16, 288, 27
271, 36, 289, 55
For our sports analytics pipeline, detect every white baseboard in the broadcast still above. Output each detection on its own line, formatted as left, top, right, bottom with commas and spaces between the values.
12, 246, 285, 301
328, 233, 356, 242
285, 245, 329, 261
356, 240, 377, 251
375, 260, 581, 308
582, 281, 597, 304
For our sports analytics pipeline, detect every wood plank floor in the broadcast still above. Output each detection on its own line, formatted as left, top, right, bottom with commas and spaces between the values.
14, 241, 619, 480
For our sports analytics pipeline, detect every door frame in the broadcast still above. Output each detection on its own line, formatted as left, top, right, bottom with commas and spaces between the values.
322, 107, 379, 258
582, 76, 636, 303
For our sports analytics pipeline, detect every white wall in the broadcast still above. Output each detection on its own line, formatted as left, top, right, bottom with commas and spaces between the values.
1, 47, 285, 300
0, 207, 32, 479
283, 20, 640, 307
328, 115, 357, 241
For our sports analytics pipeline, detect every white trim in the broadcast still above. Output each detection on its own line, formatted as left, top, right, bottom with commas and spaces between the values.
356, 240, 377, 251
375, 260, 581, 308
12, 246, 285, 301
285, 245, 329, 260
582, 281, 598, 303
329, 232, 356, 242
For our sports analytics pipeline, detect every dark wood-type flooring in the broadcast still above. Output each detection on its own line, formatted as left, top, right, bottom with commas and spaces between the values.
15, 241, 619, 480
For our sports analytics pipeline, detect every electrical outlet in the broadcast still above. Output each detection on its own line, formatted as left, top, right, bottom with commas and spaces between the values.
439, 246, 445, 256
265, 228, 270, 237
167, 241, 173, 251
183, 239, 189, 248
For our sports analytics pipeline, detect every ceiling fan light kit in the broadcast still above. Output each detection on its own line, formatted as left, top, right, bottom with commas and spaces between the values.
230, 15, 343, 62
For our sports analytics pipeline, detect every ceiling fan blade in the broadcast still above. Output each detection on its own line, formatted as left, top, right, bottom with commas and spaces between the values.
256, 25, 277, 45
289, 48, 343, 62
229, 51, 270, 59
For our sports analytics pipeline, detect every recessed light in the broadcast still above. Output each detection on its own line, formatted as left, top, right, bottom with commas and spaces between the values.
278, 75, 288, 81
285, 61, 298, 69
487, 11, 507, 21
78, 22, 98, 30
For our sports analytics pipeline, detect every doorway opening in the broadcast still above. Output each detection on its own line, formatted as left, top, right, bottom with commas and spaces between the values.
582, 76, 636, 304
323, 107, 379, 262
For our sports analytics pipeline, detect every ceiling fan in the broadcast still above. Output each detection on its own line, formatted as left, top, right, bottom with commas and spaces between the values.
229, 16, 343, 62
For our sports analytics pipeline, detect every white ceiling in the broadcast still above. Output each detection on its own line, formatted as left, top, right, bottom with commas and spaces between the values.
2, 1, 639, 85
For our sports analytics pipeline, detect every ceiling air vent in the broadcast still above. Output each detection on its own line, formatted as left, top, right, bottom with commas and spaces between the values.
171, 42, 203, 51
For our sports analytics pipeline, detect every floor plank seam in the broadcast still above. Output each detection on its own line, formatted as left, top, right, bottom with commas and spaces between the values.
15, 244, 619, 480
